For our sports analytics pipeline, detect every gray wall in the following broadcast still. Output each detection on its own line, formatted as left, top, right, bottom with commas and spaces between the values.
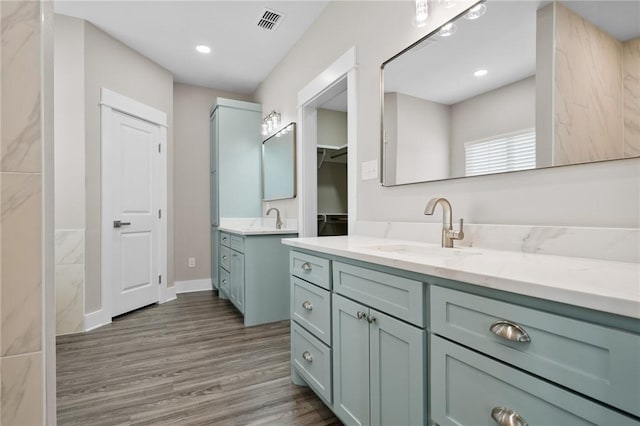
254, 1, 639, 229
173, 83, 252, 282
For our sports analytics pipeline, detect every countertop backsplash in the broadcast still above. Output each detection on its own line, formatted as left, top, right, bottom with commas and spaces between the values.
351, 221, 639, 264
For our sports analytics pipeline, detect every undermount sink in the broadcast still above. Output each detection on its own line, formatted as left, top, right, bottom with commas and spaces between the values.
362, 243, 481, 257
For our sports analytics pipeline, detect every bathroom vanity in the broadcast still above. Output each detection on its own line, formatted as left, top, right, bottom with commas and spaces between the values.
284, 236, 640, 426
218, 222, 297, 327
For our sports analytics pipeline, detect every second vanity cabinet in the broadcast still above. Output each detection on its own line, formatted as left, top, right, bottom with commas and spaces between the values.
288, 247, 640, 426
219, 230, 292, 327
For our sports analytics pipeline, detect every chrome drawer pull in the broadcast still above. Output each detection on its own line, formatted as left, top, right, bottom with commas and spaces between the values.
489, 320, 531, 343
367, 314, 377, 324
491, 407, 528, 426
222, 279, 227, 284
222, 255, 228, 260
357, 311, 367, 320
302, 351, 313, 362
302, 301, 313, 311
301, 262, 312, 271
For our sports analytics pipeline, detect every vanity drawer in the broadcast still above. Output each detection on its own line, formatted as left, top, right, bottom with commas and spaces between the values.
219, 267, 230, 296
230, 234, 244, 253
220, 232, 231, 247
333, 262, 425, 327
290, 251, 331, 290
292, 321, 332, 404
430, 335, 637, 426
292, 277, 331, 345
430, 285, 640, 417
220, 245, 231, 271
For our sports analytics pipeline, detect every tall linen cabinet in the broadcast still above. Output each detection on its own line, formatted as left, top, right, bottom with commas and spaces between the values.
210, 98, 262, 288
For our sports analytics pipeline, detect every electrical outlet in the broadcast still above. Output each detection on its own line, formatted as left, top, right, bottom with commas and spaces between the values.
361, 160, 378, 181
188, 257, 196, 268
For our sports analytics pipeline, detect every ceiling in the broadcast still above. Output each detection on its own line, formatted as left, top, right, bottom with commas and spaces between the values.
54, 1, 329, 94
384, 0, 640, 106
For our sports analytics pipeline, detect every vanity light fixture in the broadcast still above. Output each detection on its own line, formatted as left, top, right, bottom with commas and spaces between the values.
438, 22, 457, 37
195, 45, 211, 54
413, 0, 429, 28
464, 3, 486, 20
474, 69, 488, 77
262, 111, 282, 136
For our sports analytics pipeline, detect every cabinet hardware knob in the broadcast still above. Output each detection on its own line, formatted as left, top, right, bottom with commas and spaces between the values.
357, 311, 367, 320
222, 255, 227, 260
367, 314, 377, 324
489, 320, 531, 343
491, 407, 528, 426
302, 351, 313, 362
302, 301, 313, 311
222, 279, 227, 284
301, 262, 312, 271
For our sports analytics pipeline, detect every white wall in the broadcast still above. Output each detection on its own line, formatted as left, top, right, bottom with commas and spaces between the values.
173, 83, 252, 282
254, 1, 639, 229
450, 76, 536, 177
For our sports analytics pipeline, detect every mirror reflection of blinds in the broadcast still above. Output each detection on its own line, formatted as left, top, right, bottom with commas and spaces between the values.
464, 129, 536, 177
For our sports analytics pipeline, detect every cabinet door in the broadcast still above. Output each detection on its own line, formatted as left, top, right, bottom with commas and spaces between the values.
230, 250, 245, 313
211, 228, 219, 289
333, 294, 370, 426
210, 110, 219, 226
370, 309, 426, 426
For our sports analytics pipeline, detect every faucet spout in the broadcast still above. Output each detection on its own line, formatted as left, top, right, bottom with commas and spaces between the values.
424, 197, 464, 248
266, 207, 283, 230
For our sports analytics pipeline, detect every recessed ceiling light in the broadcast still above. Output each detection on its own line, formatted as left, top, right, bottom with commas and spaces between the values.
196, 45, 211, 54
474, 69, 488, 77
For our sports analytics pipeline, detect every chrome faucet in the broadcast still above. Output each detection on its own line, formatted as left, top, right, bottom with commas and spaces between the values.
266, 207, 283, 230
424, 197, 464, 248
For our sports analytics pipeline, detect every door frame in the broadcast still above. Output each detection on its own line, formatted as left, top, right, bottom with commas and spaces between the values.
100, 88, 169, 323
297, 47, 357, 237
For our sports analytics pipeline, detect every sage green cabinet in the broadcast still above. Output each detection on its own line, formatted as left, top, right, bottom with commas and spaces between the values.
431, 335, 638, 426
228, 249, 245, 313
333, 294, 426, 426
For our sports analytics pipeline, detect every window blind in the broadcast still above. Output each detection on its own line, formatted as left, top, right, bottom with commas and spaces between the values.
464, 129, 536, 177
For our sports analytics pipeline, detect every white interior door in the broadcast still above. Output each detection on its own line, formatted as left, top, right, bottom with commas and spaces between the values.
108, 111, 160, 317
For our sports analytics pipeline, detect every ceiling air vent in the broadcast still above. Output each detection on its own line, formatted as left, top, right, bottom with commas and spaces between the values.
257, 8, 284, 31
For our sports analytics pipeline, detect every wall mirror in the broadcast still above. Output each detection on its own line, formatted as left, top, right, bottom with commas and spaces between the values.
262, 122, 296, 200
381, 0, 640, 186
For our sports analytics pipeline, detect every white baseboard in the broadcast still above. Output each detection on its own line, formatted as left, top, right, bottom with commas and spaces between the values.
175, 278, 213, 294
84, 309, 111, 332
161, 284, 177, 303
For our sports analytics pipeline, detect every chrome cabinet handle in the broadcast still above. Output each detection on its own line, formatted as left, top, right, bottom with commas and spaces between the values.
302, 301, 313, 311
222, 279, 227, 285
301, 262, 312, 271
356, 311, 367, 320
367, 314, 377, 324
491, 407, 528, 426
302, 351, 313, 362
222, 255, 227, 260
490, 320, 531, 343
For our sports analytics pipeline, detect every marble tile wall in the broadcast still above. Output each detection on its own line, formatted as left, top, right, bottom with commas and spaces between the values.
1, 1, 45, 424
624, 37, 640, 158
55, 230, 84, 335
554, 2, 623, 166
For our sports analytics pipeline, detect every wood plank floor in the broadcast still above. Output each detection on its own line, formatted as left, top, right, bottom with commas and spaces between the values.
57, 291, 341, 426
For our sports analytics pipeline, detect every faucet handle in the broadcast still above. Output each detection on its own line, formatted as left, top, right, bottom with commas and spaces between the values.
449, 218, 465, 240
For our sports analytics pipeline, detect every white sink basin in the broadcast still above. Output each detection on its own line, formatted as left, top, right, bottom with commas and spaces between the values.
362, 243, 481, 257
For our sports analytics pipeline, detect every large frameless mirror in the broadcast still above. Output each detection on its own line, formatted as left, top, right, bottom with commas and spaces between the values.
262, 122, 296, 201
381, 0, 640, 186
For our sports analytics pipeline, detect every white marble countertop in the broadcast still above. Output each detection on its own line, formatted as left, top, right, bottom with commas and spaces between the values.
282, 236, 640, 319
218, 217, 298, 236
219, 225, 298, 236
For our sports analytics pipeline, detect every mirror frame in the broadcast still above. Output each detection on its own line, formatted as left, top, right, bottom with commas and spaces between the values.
262, 122, 297, 201
379, 0, 639, 187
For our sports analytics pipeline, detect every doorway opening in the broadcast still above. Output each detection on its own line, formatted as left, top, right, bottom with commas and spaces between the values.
296, 48, 357, 237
